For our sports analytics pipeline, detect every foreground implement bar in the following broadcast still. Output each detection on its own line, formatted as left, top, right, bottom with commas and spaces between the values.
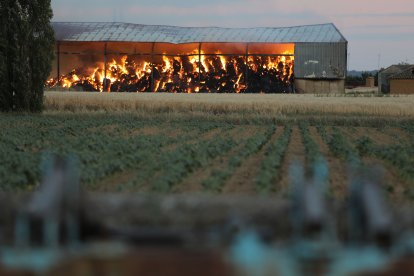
290, 159, 329, 239
349, 167, 393, 247
17, 154, 81, 248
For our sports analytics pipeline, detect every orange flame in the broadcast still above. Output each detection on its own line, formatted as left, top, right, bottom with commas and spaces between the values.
47, 47, 294, 93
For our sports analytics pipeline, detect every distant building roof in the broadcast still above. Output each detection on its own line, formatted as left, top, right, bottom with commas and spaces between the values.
380, 64, 413, 74
52, 22, 347, 44
390, 66, 414, 80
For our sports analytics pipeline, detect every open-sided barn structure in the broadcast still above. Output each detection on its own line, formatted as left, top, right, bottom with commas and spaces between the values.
49, 22, 348, 93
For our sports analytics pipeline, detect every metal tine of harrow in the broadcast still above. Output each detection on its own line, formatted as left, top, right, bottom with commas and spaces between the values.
42, 155, 67, 248
349, 166, 393, 248
14, 154, 57, 249
312, 158, 329, 193
289, 160, 305, 239
63, 155, 81, 247
35, 154, 66, 248
290, 159, 330, 240
15, 154, 81, 249
14, 213, 30, 249
302, 159, 328, 238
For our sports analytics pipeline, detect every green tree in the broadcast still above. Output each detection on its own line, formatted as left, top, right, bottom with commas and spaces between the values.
27, 0, 55, 111
0, 9, 7, 111
0, 0, 54, 112
11, 0, 31, 111
0, 0, 13, 111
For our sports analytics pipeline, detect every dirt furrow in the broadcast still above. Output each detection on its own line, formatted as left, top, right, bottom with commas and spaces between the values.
92, 127, 226, 192
341, 127, 395, 146
162, 128, 224, 152
362, 157, 409, 204
382, 127, 412, 145
222, 126, 284, 195
277, 126, 306, 195
173, 126, 265, 193
309, 126, 348, 200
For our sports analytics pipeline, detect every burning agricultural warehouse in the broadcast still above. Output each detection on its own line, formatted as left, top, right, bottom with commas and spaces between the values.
48, 22, 347, 93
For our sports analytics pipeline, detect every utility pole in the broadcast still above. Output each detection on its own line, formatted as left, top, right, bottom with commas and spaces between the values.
377, 53, 381, 71
347, 52, 350, 73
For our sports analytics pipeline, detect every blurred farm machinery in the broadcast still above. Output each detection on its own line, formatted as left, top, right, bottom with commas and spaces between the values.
1, 155, 414, 275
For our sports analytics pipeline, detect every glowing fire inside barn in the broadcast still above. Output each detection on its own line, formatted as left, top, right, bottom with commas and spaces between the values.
48, 22, 347, 93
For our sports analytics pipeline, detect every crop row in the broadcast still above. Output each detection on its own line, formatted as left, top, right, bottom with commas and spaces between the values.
317, 125, 361, 166
122, 125, 240, 193
354, 136, 414, 182
201, 125, 277, 192
1, 113, 412, 194
299, 123, 323, 165
256, 125, 292, 194
0, 115, 226, 191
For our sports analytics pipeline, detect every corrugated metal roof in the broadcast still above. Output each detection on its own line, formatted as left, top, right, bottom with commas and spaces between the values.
390, 66, 414, 79
52, 22, 347, 44
380, 64, 413, 74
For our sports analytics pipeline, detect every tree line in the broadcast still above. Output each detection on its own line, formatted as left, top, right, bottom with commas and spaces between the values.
0, 0, 54, 112
345, 71, 379, 88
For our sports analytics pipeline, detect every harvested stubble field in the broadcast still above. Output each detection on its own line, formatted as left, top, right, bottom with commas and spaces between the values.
1, 92, 413, 204
45, 91, 414, 117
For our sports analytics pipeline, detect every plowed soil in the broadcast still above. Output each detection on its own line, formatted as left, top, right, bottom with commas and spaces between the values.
222, 126, 284, 194
173, 127, 263, 193
80, 121, 413, 204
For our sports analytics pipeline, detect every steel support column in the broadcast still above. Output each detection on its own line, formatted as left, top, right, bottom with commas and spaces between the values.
245, 43, 249, 90
57, 43, 60, 82
198, 42, 202, 91
104, 42, 107, 92
151, 42, 155, 92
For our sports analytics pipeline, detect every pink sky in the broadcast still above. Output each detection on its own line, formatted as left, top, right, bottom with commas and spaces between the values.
52, 0, 414, 70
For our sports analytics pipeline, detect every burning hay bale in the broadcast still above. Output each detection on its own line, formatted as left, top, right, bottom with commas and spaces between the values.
46, 52, 294, 93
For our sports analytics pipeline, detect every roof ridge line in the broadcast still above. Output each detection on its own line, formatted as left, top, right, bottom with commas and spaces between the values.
52, 22, 347, 43
51, 21, 337, 30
